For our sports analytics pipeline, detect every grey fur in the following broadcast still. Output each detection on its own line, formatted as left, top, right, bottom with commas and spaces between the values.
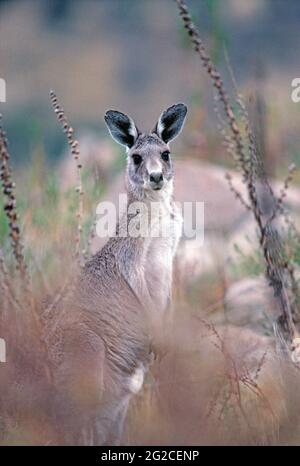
56, 104, 187, 445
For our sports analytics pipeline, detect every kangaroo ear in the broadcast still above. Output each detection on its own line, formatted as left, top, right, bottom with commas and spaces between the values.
154, 103, 187, 143
104, 110, 139, 148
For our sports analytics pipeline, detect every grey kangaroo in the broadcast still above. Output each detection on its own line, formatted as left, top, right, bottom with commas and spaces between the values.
56, 103, 187, 445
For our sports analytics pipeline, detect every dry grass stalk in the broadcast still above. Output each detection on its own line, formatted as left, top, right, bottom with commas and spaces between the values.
175, 0, 300, 357
225, 173, 251, 211
49, 90, 84, 265
200, 319, 277, 435
267, 164, 296, 224
175, 0, 245, 169
0, 115, 27, 280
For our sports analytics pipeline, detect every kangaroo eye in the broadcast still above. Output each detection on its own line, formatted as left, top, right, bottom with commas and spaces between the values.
132, 154, 142, 165
161, 151, 170, 162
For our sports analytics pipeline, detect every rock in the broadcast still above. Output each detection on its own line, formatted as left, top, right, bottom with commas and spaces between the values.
176, 233, 226, 278
174, 160, 248, 235
211, 276, 274, 335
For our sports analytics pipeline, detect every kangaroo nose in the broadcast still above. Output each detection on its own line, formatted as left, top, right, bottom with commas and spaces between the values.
149, 172, 163, 184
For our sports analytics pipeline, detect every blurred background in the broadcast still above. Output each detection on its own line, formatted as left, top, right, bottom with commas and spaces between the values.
1, 0, 300, 171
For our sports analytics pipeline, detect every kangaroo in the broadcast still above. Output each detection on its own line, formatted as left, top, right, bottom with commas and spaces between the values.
55, 103, 187, 445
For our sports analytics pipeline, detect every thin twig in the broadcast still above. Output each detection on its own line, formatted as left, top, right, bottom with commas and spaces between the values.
50, 90, 84, 266
0, 115, 27, 280
175, 0, 299, 354
225, 172, 251, 211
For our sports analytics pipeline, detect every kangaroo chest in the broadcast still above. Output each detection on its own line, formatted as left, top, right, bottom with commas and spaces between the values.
142, 201, 182, 310
117, 199, 182, 313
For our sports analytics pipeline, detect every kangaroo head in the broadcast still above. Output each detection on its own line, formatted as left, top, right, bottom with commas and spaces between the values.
104, 104, 187, 196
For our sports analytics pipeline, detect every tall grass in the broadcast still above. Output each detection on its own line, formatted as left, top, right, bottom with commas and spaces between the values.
1, 4, 300, 444
175, 0, 300, 361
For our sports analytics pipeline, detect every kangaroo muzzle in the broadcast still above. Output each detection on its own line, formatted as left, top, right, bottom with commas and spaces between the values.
149, 171, 164, 190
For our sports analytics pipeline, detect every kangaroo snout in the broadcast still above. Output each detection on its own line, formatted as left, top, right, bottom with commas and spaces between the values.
149, 171, 164, 190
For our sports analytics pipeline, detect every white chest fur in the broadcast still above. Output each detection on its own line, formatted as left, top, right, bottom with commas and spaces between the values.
118, 194, 182, 313
143, 199, 182, 311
